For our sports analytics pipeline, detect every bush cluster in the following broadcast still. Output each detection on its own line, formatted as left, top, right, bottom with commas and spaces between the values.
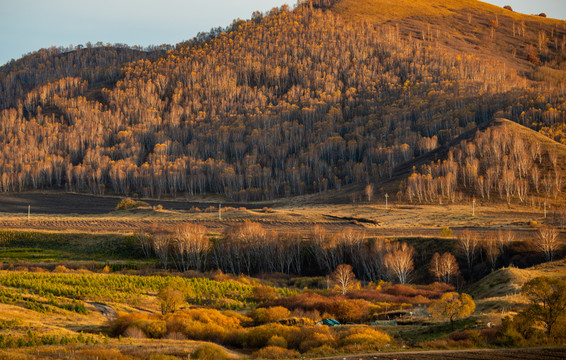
111, 308, 391, 355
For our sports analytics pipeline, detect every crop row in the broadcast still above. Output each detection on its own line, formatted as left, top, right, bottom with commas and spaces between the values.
0, 271, 295, 304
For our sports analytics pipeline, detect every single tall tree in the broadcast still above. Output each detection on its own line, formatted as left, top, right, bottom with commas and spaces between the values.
384, 242, 414, 284
331, 264, 356, 295
428, 292, 475, 330
458, 230, 479, 274
521, 277, 566, 337
534, 226, 560, 262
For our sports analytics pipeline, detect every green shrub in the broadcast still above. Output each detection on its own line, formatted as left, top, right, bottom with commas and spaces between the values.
496, 316, 525, 347
440, 227, 453, 238
267, 335, 288, 348
115, 197, 149, 210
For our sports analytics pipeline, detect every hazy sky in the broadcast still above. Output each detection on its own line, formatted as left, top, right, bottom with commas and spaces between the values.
1, 0, 565, 67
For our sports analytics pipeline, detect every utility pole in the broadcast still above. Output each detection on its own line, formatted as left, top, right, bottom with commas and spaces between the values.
385, 193, 389, 210
472, 197, 476, 217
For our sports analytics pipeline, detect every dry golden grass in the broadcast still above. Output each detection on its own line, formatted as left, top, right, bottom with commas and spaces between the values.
0, 198, 559, 238
0, 339, 241, 360
331, 0, 564, 25
469, 259, 566, 300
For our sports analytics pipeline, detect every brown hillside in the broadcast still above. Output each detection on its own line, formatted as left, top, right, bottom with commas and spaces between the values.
0, 3, 565, 201
469, 259, 566, 299
330, 0, 566, 73
389, 118, 566, 204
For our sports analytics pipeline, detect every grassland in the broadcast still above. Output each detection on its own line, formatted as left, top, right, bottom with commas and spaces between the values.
0, 198, 560, 234
331, 0, 565, 24
0, 194, 563, 359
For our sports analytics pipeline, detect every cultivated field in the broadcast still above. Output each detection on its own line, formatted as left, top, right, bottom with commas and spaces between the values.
0, 192, 562, 237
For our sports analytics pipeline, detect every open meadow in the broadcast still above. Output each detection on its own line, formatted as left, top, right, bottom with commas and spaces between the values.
0, 192, 564, 359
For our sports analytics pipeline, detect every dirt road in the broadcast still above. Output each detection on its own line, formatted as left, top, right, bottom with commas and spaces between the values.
317, 346, 566, 360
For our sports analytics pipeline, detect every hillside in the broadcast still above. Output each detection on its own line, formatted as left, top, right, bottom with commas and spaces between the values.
469, 258, 566, 299
0, 45, 166, 110
398, 118, 566, 205
0, 1, 565, 201
331, 0, 566, 72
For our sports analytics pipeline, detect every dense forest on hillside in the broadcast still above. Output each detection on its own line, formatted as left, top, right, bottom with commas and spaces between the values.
401, 121, 565, 203
0, 3, 565, 200
0, 44, 168, 110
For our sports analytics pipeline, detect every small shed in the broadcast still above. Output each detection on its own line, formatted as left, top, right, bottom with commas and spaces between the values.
316, 318, 341, 326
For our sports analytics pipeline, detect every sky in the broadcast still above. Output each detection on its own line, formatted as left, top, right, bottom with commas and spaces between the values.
1, 0, 565, 67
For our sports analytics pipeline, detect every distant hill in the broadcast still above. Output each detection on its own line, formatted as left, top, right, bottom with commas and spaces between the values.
0, 45, 167, 110
469, 259, 566, 299
330, 0, 566, 75
0, 1, 564, 201
397, 118, 566, 204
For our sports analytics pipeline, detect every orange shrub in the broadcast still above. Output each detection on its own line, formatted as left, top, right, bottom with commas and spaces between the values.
304, 344, 336, 357
252, 346, 300, 359
253, 285, 277, 302
133, 319, 167, 338
111, 312, 162, 337
191, 343, 230, 360
267, 335, 288, 348
72, 349, 133, 360
299, 327, 336, 352
167, 308, 244, 328
268, 292, 332, 312
245, 323, 302, 349
52, 265, 69, 273
251, 306, 291, 324
166, 317, 231, 343
223, 310, 253, 326
328, 299, 371, 323
339, 327, 391, 347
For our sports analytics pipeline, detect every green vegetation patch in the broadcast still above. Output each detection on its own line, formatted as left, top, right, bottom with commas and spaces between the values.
0, 271, 295, 307
0, 230, 143, 261
115, 198, 150, 211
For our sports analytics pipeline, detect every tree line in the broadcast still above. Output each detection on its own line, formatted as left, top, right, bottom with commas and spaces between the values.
135, 221, 562, 285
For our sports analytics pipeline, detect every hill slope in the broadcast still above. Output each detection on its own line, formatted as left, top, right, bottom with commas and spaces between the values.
0, 2, 565, 201
331, 0, 566, 72
398, 118, 566, 204
469, 258, 566, 299
0, 45, 166, 110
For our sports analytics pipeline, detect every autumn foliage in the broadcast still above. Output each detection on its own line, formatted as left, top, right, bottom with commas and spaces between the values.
0, 5, 564, 200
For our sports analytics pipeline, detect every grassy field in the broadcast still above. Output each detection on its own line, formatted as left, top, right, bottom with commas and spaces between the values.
0, 198, 561, 234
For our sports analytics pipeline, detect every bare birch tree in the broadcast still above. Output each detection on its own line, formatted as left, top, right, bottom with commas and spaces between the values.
458, 229, 479, 274
331, 264, 356, 295
534, 226, 561, 261
171, 223, 210, 272
384, 242, 414, 284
